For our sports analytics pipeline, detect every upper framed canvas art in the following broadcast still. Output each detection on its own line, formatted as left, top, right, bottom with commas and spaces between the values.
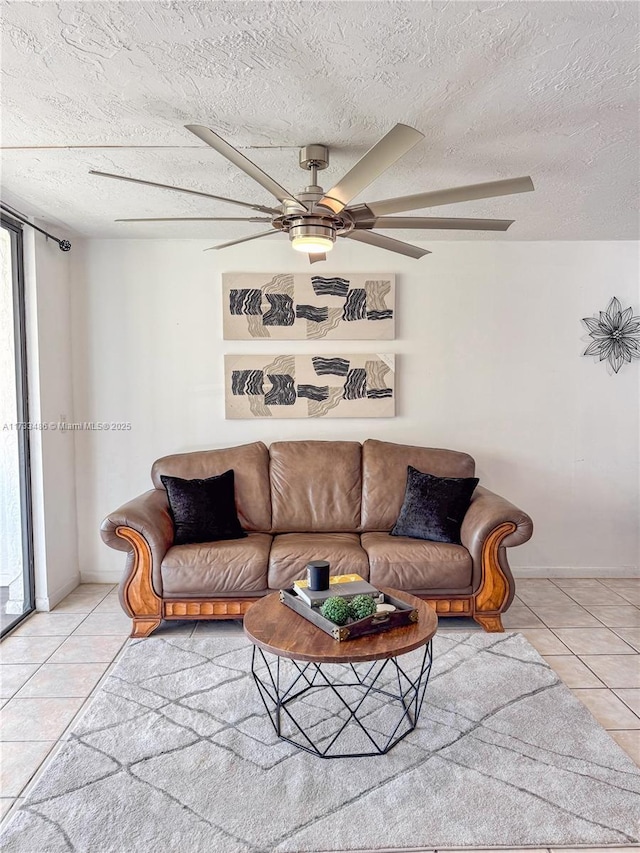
222, 272, 395, 340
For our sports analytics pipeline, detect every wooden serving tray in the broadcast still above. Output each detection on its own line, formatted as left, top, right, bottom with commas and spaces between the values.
280, 589, 419, 642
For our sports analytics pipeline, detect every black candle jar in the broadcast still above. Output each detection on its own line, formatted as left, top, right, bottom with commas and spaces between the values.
306, 560, 330, 591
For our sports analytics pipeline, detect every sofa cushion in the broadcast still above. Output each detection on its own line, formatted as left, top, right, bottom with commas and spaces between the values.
270, 441, 362, 532
268, 533, 369, 589
361, 439, 476, 531
160, 470, 246, 546
151, 441, 271, 532
161, 533, 271, 595
361, 532, 472, 590
391, 466, 479, 544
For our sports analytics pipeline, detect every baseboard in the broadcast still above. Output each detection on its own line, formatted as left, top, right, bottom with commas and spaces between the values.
36, 573, 81, 611
512, 566, 639, 579
80, 570, 122, 585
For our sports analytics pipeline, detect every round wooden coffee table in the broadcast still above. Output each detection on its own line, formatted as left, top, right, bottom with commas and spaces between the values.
244, 588, 437, 758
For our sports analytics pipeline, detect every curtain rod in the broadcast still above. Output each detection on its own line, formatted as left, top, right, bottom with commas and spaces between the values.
0, 203, 71, 251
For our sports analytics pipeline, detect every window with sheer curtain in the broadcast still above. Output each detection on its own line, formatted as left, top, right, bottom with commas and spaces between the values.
0, 219, 34, 635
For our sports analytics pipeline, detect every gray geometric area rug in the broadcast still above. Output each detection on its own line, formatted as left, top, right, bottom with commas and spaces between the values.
2, 633, 639, 853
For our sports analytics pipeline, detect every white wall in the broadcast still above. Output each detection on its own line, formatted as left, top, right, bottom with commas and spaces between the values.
70, 239, 640, 583
24, 225, 79, 608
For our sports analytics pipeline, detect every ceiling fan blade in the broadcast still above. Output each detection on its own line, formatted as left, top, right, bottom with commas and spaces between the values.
115, 217, 271, 222
204, 230, 275, 252
185, 125, 307, 210
308, 253, 326, 264
360, 216, 514, 231
361, 176, 534, 216
318, 124, 424, 215
89, 170, 278, 215
346, 230, 430, 259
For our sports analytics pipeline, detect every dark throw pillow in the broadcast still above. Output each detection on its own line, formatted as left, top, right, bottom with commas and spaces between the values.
391, 465, 479, 544
160, 469, 247, 546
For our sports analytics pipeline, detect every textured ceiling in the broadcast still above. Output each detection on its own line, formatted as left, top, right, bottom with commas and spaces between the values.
1, 1, 638, 242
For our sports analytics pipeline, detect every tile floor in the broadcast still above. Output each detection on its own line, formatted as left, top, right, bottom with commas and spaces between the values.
0, 577, 639, 848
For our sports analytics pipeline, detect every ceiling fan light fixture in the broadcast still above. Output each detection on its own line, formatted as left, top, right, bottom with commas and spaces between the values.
289, 219, 336, 254
291, 234, 334, 254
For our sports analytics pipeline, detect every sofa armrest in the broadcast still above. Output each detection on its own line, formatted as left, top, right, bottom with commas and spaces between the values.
100, 489, 173, 636
460, 486, 533, 626
101, 488, 173, 559
461, 486, 533, 565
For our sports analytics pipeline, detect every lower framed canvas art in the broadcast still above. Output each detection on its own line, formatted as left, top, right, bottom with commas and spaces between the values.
225, 354, 395, 419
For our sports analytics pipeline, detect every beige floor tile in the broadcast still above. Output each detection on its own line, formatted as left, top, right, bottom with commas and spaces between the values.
609, 730, 640, 765
0, 798, 16, 820
598, 577, 640, 590
0, 741, 54, 797
578, 655, 640, 688
51, 594, 107, 614
552, 627, 636, 655
584, 605, 640, 627
0, 665, 39, 699
0, 636, 64, 665
74, 584, 115, 595
513, 587, 575, 607
48, 635, 127, 663
613, 688, 640, 715
71, 612, 132, 636
15, 663, 110, 698
516, 579, 558, 590
612, 626, 640, 651
563, 586, 630, 606
11, 613, 87, 637
550, 578, 607, 590
516, 628, 570, 655
91, 595, 124, 614
0, 697, 84, 741
502, 606, 544, 629
542, 655, 604, 688
526, 603, 601, 628
616, 587, 640, 605
571, 688, 640, 729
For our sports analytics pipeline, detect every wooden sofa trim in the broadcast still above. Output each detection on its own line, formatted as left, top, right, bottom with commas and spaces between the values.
164, 599, 260, 619
472, 521, 517, 632
116, 526, 162, 638
116, 522, 516, 638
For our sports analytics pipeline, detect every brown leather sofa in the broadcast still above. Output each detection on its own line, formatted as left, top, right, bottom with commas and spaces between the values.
101, 439, 533, 637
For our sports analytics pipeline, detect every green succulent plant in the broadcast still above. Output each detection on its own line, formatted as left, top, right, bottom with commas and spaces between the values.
320, 596, 351, 626
349, 594, 378, 620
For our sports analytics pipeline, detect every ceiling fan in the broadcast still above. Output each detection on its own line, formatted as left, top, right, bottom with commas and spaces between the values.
90, 123, 534, 263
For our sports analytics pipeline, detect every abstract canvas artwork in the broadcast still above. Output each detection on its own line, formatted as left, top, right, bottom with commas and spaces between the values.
222, 273, 395, 340
224, 354, 395, 418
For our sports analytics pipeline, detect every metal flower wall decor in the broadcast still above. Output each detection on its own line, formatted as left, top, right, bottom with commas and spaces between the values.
582, 297, 640, 374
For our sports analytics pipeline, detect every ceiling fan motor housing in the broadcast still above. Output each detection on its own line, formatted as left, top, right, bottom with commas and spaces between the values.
288, 216, 336, 246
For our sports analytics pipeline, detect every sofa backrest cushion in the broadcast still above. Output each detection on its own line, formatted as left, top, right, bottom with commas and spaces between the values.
151, 441, 271, 532
361, 439, 476, 531
270, 440, 362, 532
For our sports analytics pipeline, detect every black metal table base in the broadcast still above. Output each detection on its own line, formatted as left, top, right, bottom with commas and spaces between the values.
250, 641, 433, 759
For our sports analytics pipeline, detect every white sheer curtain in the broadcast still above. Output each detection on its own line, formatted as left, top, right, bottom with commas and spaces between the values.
0, 227, 25, 612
